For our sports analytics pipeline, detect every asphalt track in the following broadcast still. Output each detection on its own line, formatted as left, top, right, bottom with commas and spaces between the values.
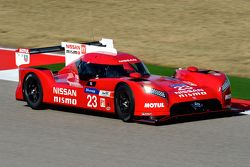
0, 80, 250, 167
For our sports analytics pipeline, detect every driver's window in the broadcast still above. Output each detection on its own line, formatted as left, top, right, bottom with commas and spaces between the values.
78, 62, 97, 80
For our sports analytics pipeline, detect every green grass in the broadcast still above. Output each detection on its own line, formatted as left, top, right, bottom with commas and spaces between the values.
228, 76, 250, 100
146, 64, 176, 77
35, 63, 250, 100
34, 63, 65, 72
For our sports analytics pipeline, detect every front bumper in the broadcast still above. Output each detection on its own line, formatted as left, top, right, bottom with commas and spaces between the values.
134, 108, 244, 124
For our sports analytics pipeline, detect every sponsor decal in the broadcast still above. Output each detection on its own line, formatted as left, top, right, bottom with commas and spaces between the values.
54, 96, 77, 105
142, 112, 152, 116
64, 43, 83, 55
99, 90, 111, 97
62, 42, 85, 66
53, 87, 77, 105
84, 87, 99, 94
24, 54, 29, 62
144, 103, 165, 108
66, 50, 79, 55
174, 88, 207, 98
15, 51, 30, 66
81, 44, 86, 54
118, 59, 137, 63
66, 44, 81, 50
171, 84, 207, 98
106, 107, 111, 111
18, 48, 29, 53
53, 87, 77, 97
100, 98, 105, 108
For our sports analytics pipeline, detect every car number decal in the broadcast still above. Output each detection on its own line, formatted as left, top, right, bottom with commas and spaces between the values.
87, 95, 98, 108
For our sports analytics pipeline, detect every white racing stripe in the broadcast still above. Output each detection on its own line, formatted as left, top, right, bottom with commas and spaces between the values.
0, 69, 19, 82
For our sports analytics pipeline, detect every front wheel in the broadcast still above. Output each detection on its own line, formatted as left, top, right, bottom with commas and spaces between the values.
115, 84, 135, 122
23, 73, 43, 109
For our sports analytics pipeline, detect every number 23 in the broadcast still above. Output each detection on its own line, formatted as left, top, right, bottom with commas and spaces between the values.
87, 95, 97, 108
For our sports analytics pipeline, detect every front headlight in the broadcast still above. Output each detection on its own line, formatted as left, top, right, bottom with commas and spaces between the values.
143, 85, 166, 98
222, 76, 230, 92
143, 85, 152, 94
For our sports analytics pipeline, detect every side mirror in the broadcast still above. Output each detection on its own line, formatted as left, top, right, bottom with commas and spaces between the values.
129, 72, 142, 79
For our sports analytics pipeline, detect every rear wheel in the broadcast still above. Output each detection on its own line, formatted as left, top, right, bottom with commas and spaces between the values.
23, 73, 43, 109
115, 84, 135, 122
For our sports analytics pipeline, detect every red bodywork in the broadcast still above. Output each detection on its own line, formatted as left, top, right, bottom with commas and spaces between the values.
16, 52, 234, 122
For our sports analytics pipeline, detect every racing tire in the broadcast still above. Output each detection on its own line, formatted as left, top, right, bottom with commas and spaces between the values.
115, 84, 135, 122
23, 73, 43, 109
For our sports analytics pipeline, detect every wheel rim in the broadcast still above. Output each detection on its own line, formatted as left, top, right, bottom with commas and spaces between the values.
118, 91, 130, 115
26, 78, 40, 103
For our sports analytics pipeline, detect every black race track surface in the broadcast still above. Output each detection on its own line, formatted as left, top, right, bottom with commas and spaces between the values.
0, 80, 249, 167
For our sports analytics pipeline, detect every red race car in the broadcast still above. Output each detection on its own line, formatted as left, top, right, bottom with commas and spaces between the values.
16, 38, 237, 123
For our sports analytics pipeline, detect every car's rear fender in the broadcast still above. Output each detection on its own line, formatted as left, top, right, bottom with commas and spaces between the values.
15, 68, 55, 102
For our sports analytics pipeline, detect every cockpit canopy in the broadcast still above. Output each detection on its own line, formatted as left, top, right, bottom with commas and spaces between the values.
77, 61, 150, 80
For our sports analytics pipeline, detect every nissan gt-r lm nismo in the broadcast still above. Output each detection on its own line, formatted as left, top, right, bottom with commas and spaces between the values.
15, 38, 236, 123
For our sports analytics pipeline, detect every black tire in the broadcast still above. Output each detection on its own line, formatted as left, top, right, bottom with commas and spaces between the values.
23, 73, 43, 109
115, 84, 135, 122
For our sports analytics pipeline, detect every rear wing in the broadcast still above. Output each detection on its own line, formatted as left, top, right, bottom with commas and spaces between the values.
15, 38, 117, 67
